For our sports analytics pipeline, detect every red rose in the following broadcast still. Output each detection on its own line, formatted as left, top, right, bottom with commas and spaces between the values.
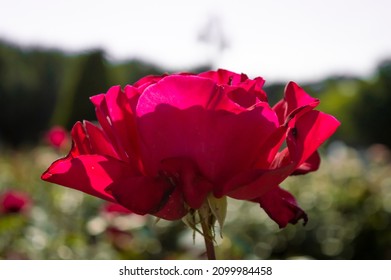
45, 126, 70, 149
0, 190, 31, 214
41, 69, 339, 228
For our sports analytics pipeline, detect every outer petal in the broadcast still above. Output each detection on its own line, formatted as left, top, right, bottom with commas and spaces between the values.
133, 73, 167, 91
137, 75, 245, 115
273, 82, 320, 125
198, 69, 249, 85
70, 121, 93, 156
42, 121, 138, 202
83, 121, 119, 159
220, 158, 295, 199
223, 110, 340, 200
41, 155, 135, 202
124, 85, 142, 114
154, 187, 188, 220
108, 175, 174, 216
160, 157, 214, 209
292, 151, 320, 175
137, 104, 279, 186
90, 86, 140, 166
199, 69, 268, 106
253, 186, 308, 228
287, 110, 340, 166
66, 121, 118, 159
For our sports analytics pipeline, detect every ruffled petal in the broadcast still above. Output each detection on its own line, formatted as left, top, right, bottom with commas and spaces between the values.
41, 155, 135, 202
137, 75, 244, 116
199, 69, 268, 106
124, 85, 142, 114
253, 186, 308, 228
70, 121, 92, 156
137, 104, 279, 186
223, 110, 340, 200
221, 159, 295, 200
108, 175, 174, 216
154, 187, 188, 220
90, 86, 140, 166
292, 151, 320, 175
65, 121, 118, 159
133, 74, 167, 91
273, 82, 320, 125
83, 121, 119, 158
198, 69, 249, 85
160, 157, 214, 209
287, 110, 340, 166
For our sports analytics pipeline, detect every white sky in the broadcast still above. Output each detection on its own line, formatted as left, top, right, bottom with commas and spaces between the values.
1, 0, 391, 82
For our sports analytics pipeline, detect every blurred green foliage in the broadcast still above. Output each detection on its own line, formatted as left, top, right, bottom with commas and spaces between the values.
0, 41, 64, 145
0, 40, 169, 146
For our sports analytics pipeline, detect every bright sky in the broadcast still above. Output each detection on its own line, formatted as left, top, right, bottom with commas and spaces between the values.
1, 0, 391, 82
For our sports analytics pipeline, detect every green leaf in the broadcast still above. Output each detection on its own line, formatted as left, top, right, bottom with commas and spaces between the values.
207, 195, 227, 238
182, 210, 203, 243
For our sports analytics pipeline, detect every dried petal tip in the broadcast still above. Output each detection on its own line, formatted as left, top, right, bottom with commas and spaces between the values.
289, 207, 308, 227
254, 186, 308, 229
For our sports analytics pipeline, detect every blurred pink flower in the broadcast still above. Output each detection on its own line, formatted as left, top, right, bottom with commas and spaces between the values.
0, 190, 31, 214
44, 126, 70, 149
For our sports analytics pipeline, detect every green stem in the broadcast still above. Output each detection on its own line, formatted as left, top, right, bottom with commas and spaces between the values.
199, 211, 216, 260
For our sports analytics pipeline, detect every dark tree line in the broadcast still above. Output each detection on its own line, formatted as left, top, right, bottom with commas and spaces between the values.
1, 39, 391, 148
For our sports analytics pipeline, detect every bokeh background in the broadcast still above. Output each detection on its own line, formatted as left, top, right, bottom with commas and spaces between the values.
1, 0, 391, 259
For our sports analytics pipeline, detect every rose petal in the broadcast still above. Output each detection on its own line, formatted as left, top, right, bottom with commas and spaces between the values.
292, 151, 320, 175
198, 69, 249, 85
160, 157, 214, 209
137, 104, 279, 186
223, 110, 340, 200
199, 69, 268, 106
67, 121, 118, 159
154, 187, 188, 220
133, 74, 167, 91
124, 85, 142, 113
273, 82, 320, 125
41, 155, 135, 202
137, 75, 244, 116
109, 175, 174, 215
69, 121, 93, 156
221, 159, 295, 200
90, 86, 140, 166
83, 121, 118, 158
253, 186, 308, 228
287, 110, 340, 166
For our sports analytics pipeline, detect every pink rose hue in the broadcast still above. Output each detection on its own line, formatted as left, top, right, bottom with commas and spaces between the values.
0, 190, 31, 214
45, 126, 70, 149
41, 69, 340, 228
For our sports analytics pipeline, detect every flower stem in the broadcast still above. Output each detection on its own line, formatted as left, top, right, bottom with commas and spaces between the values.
199, 211, 216, 260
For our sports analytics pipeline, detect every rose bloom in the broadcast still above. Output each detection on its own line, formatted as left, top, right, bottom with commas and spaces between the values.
42, 69, 340, 228
0, 190, 31, 214
45, 126, 70, 149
